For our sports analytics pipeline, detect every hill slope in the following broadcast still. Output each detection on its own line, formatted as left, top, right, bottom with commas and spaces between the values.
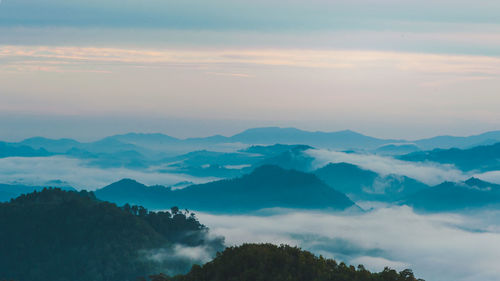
414, 130, 500, 150
153, 243, 424, 281
248, 145, 314, 171
96, 165, 355, 212
313, 163, 428, 202
400, 142, 500, 172
228, 127, 391, 149
19, 137, 81, 153
373, 143, 421, 156
402, 177, 500, 211
0, 188, 224, 281
0, 141, 52, 158
0, 183, 75, 202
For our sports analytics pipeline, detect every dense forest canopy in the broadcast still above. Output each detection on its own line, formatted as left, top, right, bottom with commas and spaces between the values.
149, 243, 424, 281
0, 188, 224, 281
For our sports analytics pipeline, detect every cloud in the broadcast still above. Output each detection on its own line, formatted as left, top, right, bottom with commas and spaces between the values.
146, 244, 214, 265
0, 156, 215, 190
307, 148, 467, 185
197, 207, 500, 281
141, 230, 225, 275
363, 176, 401, 194
474, 170, 500, 185
205, 72, 252, 78
1, 45, 499, 139
2, 45, 500, 76
141, 243, 221, 275
351, 256, 409, 272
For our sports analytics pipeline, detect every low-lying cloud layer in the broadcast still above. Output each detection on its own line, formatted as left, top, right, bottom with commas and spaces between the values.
142, 244, 217, 276
474, 170, 500, 186
307, 149, 468, 185
198, 207, 500, 281
0, 156, 214, 190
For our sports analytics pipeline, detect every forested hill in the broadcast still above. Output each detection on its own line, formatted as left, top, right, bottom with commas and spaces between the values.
150, 243, 425, 281
0, 188, 224, 281
399, 142, 500, 172
96, 165, 356, 212
402, 177, 500, 211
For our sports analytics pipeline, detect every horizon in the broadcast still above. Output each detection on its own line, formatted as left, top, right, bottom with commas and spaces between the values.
2, 123, 500, 143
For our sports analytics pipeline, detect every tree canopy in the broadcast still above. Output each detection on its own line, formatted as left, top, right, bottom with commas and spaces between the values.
0, 188, 224, 281
151, 243, 424, 281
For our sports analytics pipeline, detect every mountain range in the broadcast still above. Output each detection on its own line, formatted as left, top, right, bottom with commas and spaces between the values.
0, 141, 53, 158
313, 163, 429, 202
95, 165, 356, 212
3, 127, 500, 158
2, 161, 500, 213
94, 163, 500, 213
403, 177, 500, 211
400, 142, 500, 172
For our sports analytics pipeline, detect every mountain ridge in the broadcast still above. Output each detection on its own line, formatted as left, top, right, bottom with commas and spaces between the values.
6, 127, 500, 154
402, 177, 500, 211
95, 165, 356, 212
400, 142, 500, 172
313, 162, 429, 202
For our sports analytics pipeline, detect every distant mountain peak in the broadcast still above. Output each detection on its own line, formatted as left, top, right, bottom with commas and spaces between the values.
235, 127, 362, 136
322, 162, 361, 169
95, 165, 355, 212
464, 177, 500, 189
336, 129, 362, 135
226, 127, 388, 149
315, 162, 378, 177
465, 177, 483, 184
101, 178, 147, 191
115, 178, 141, 184
251, 164, 293, 175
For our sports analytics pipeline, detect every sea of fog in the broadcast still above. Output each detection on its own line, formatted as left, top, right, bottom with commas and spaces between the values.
1, 151, 500, 190
197, 207, 500, 281
0, 156, 217, 190
1, 154, 500, 281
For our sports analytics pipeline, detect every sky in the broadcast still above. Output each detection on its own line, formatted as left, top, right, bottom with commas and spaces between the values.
0, 0, 499, 140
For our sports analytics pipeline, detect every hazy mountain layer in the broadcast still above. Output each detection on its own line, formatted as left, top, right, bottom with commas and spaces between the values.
313, 163, 429, 202
413, 131, 500, 150
400, 142, 500, 172
0, 141, 53, 158
6, 128, 500, 159
402, 177, 500, 211
373, 143, 421, 156
96, 165, 355, 212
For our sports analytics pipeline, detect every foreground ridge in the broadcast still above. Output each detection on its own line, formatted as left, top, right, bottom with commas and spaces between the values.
0, 188, 224, 281
149, 243, 424, 281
